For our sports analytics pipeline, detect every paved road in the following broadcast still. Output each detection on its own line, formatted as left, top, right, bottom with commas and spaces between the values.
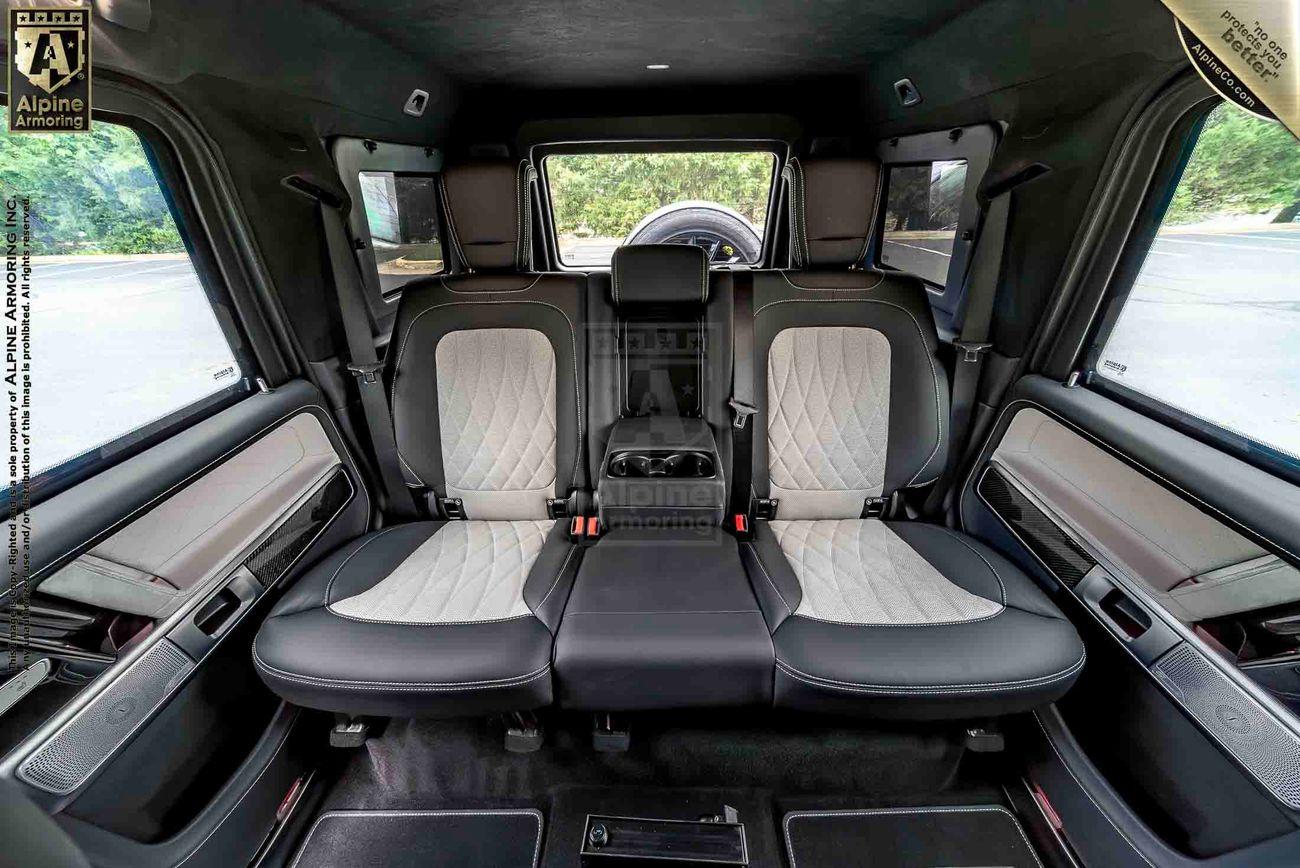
1097, 228, 1300, 459
18, 225, 1300, 478
28, 256, 239, 476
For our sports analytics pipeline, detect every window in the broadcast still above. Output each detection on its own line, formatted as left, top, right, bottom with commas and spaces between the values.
0, 118, 247, 487
1092, 103, 1300, 465
878, 159, 968, 287
545, 152, 776, 267
357, 172, 443, 293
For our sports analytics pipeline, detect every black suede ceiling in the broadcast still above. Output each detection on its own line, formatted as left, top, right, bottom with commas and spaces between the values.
313, 0, 986, 89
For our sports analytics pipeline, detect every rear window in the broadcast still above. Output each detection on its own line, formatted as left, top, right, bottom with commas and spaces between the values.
357, 171, 443, 294
1092, 103, 1300, 465
878, 159, 968, 287
545, 152, 775, 267
0, 119, 247, 490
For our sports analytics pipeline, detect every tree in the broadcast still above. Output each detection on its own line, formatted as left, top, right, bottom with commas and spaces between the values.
548, 152, 773, 237
1164, 105, 1300, 225
0, 123, 185, 255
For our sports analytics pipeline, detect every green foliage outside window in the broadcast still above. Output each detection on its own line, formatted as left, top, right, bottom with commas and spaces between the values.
0, 122, 185, 256
548, 152, 774, 238
1164, 104, 1300, 225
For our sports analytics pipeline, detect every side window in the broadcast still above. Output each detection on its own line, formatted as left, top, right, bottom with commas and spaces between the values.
0, 118, 248, 496
1090, 103, 1300, 468
878, 160, 968, 287
356, 171, 444, 294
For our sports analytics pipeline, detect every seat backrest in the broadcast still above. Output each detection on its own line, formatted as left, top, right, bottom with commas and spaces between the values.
748, 157, 950, 519
388, 159, 587, 520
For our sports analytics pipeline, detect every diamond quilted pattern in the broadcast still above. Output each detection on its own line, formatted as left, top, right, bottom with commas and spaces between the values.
329, 520, 554, 624
767, 327, 890, 494
772, 519, 1003, 625
436, 329, 557, 492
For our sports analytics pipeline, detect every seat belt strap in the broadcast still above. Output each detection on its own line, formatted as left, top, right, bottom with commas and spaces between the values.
924, 189, 1010, 515
728, 269, 757, 523
320, 202, 417, 519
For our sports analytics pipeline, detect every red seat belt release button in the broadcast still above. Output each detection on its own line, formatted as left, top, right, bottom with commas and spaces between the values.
570, 516, 584, 539
734, 514, 748, 533
585, 516, 600, 538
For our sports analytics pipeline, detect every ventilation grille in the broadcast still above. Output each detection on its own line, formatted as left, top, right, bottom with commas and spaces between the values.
1153, 643, 1300, 810
244, 469, 351, 587
977, 466, 1094, 587
18, 639, 193, 794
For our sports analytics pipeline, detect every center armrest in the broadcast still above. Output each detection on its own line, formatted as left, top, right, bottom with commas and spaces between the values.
553, 527, 774, 711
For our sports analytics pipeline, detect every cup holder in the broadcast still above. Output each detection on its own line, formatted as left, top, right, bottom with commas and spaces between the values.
608, 450, 716, 479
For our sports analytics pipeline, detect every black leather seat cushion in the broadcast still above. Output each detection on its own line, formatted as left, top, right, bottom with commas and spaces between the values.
254, 523, 560, 717
554, 527, 774, 710
745, 521, 1085, 719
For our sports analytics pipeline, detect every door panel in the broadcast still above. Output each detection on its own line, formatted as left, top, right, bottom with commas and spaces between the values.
961, 374, 1300, 861
0, 379, 368, 867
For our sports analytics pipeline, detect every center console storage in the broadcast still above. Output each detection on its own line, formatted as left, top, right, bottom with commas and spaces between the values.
554, 526, 773, 711
596, 417, 726, 529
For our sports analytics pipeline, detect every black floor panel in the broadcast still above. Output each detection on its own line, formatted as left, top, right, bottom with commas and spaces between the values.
782, 805, 1042, 868
288, 808, 544, 868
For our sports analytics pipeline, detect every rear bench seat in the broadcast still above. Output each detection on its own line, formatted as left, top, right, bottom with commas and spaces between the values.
253, 155, 1083, 723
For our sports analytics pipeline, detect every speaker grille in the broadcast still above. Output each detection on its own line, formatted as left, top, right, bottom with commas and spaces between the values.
977, 466, 1094, 587
19, 639, 193, 794
244, 469, 351, 586
1153, 643, 1300, 809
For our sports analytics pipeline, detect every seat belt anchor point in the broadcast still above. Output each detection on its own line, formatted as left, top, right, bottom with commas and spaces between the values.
728, 397, 758, 429
347, 361, 385, 383
954, 341, 992, 363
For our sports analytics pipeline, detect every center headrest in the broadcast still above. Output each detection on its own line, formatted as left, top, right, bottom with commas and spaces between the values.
440, 159, 534, 272
783, 157, 882, 269
610, 244, 710, 306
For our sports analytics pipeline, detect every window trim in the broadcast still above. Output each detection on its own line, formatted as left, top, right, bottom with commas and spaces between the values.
1081, 95, 1300, 486
0, 106, 259, 512
330, 138, 444, 318
874, 124, 997, 337
532, 139, 785, 272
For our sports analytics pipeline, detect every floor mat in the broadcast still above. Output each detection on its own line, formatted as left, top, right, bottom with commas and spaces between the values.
289, 809, 543, 868
783, 805, 1042, 868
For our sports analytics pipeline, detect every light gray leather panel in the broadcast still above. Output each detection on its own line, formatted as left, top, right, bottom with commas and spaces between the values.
329, 520, 554, 624
991, 407, 1296, 621
767, 326, 890, 518
771, 518, 1003, 625
41, 414, 341, 617
435, 328, 557, 519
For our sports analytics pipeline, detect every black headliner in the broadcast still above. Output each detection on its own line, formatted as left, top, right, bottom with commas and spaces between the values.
315, 0, 985, 89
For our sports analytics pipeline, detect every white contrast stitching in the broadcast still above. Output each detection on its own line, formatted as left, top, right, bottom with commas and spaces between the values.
743, 542, 794, 617
251, 647, 550, 691
322, 525, 410, 606
774, 652, 1085, 694
535, 542, 579, 611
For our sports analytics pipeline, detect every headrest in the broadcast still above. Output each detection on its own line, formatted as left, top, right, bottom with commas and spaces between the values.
440, 159, 534, 272
610, 244, 709, 306
783, 157, 882, 269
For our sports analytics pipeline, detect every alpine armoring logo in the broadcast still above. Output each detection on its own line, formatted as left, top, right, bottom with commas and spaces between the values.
7, 6, 92, 134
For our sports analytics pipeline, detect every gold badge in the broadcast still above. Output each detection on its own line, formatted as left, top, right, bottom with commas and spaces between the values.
8, 6, 92, 133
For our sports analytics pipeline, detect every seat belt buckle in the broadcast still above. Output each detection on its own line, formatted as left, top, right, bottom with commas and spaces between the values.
569, 516, 585, 540
439, 497, 465, 520
733, 514, 748, 534
346, 361, 385, 383
954, 341, 992, 363
728, 397, 758, 430
584, 516, 601, 540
